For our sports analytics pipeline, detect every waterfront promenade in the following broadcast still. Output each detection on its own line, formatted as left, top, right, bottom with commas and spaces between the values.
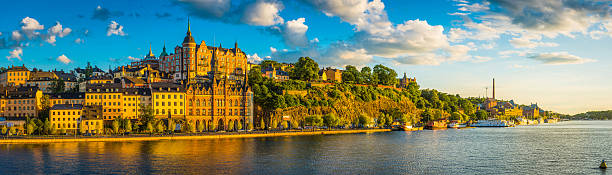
0, 129, 391, 143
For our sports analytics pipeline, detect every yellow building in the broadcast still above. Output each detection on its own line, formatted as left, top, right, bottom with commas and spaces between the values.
48, 92, 85, 107
324, 68, 342, 83
159, 19, 249, 83
151, 83, 185, 119
49, 104, 83, 132
0, 65, 31, 86
81, 118, 103, 134
85, 83, 124, 120
0, 86, 42, 118
122, 88, 151, 119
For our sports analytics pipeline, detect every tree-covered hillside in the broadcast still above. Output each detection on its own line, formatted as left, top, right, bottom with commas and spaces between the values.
249, 57, 492, 129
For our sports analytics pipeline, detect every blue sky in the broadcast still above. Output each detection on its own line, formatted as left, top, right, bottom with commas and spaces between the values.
1, 0, 612, 114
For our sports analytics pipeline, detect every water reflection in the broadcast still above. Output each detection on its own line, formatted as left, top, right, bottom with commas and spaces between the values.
1, 121, 611, 174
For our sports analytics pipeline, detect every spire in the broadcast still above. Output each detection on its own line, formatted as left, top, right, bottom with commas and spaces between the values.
148, 43, 153, 55
187, 16, 191, 36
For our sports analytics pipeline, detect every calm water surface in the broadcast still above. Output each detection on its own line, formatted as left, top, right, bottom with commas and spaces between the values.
1, 120, 611, 174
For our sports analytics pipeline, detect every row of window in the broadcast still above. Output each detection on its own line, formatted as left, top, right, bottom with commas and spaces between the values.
3, 99, 35, 105
3, 106, 35, 111
154, 94, 184, 99
155, 109, 184, 115
155, 101, 183, 107
52, 111, 81, 115
86, 94, 122, 100
51, 117, 80, 122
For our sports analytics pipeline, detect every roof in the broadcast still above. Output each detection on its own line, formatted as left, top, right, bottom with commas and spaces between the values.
0, 85, 40, 99
46, 92, 85, 99
151, 82, 184, 92
6, 65, 29, 72
29, 71, 57, 80
51, 104, 83, 110
124, 77, 146, 84
122, 88, 152, 96
53, 71, 77, 81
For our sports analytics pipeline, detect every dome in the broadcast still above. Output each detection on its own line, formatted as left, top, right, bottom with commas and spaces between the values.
183, 17, 196, 44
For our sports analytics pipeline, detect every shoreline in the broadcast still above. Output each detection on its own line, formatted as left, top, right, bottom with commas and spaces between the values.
0, 129, 391, 144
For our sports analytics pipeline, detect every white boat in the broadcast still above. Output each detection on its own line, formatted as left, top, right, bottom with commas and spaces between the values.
447, 121, 467, 128
470, 120, 510, 127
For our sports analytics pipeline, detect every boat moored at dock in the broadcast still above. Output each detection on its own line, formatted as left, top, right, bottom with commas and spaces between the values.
470, 119, 512, 127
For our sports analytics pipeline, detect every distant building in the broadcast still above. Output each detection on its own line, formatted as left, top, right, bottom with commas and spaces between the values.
261, 67, 289, 81
323, 68, 342, 83
398, 73, 417, 88
0, 85, 42, 118
0, 65, 30, 86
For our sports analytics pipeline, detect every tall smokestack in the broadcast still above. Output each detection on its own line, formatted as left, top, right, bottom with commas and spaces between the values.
493, 78, 495, 100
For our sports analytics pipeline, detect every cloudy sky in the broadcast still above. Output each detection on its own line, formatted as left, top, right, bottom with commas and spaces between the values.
1, 0, 611, 114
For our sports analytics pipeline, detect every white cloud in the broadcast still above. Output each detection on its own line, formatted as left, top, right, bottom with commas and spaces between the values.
456, 2, 490, 12
448, 28, 469, 42
48, 22, 72, 38
473, 56, 493, 63
57, 54, 71, 64
74, 38, 83, 44
242, 0, 284, 26
270, 47, 277, 53
6, 47, 23, 61
20, 17, 44, 39
509, 33, 559, 48
527, 52, 594, 65
45, 35, 56, 45
11, 30, 22, 41
498, 50, 528, 58
247, 53, 264, 63
282, 18, 309, 47
127, 56, 139, 61
106, 21, 126, 36
302, 0, 369, 24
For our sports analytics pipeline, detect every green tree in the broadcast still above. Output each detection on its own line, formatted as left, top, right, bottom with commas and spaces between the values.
112, 119, 120, 134
290, 57, 319, 81
9, 127, 16, 135
290, 120, 299, 129
248, 122, 254, 131
184, 120, 194, 133
125, 119, 132, 133
377, 114, 386, 127
236, 121, 243, 130
270, 119, 278, 130
228, 120, 235, 131
373, 64, 398, 86
259, 117, 265, 129
358, 113, 372, 128
42, 119, 53, 135
168, 119, 176, 133
476, 110, 489, 120
360, 66, 373, 84
1, 126, 7, 135
197, 121, 205, 132
26, 121, 36, 135
146, 122, 154, 133
342, 65, 362, 84
450, 112, 461, 121
155, 120, 165, 133
248, 66, 264, 87
281, 121, 288, 130
38, 95, 51, 120
50, 79, 66, 93
209, 121, 216, 132
323, 113, 339, 128
138, 104, 155, 123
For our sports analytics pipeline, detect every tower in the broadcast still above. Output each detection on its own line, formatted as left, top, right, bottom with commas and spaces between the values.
493, 78, 495, 100
182, 17, 196, 82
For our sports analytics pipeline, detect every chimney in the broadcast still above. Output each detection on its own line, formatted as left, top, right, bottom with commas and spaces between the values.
492, 78, 495, 100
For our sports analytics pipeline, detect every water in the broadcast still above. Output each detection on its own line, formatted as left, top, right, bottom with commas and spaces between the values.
1, 120, 611, 174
